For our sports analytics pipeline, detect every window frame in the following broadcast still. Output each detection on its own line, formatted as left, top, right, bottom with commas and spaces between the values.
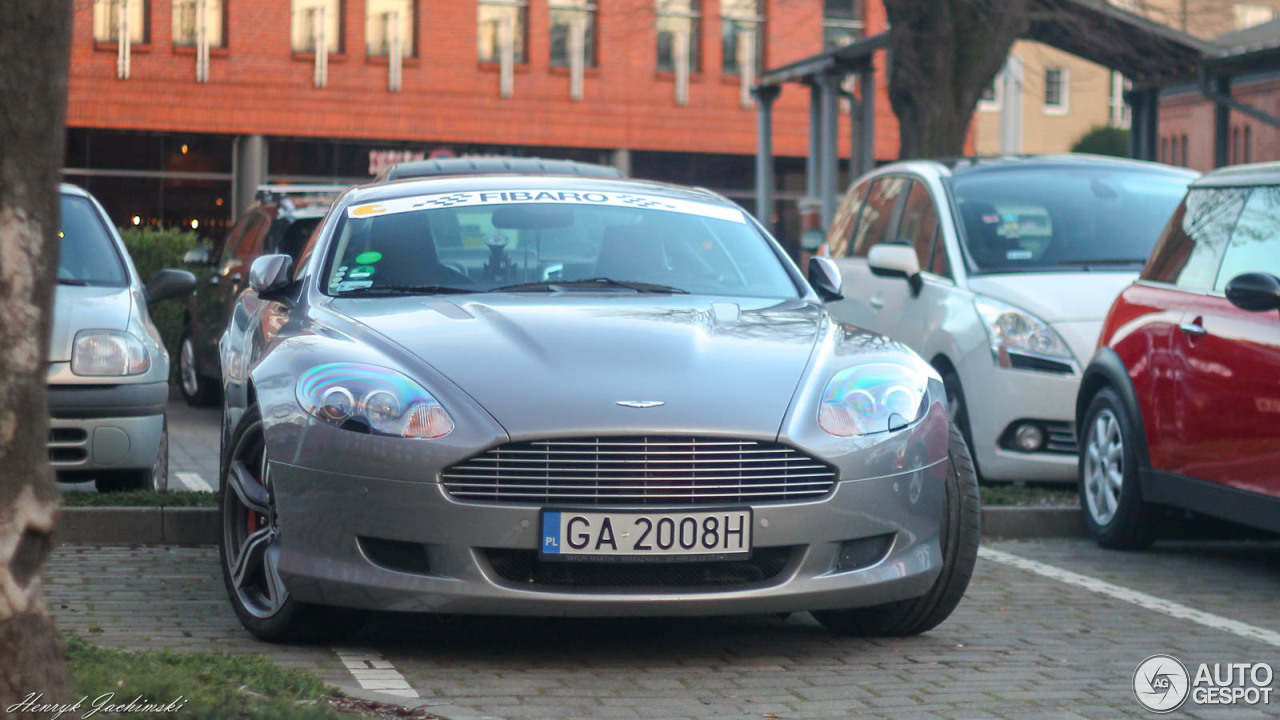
171, 0, 227, 49
549, 1, 598, 68
477, 0, 530, 65
1213, 186, 1280, 292
1043, 66, 1069, 115
897, 178, 950, 280
365, 0, 417, 59
719, 0, 765, 78
656, 0, 702, 74
822, 0, 863, 50
1139, 187, 1249, 294
849, 175, 910, 259
93, 0, 152, 46
291, 0, 346, 55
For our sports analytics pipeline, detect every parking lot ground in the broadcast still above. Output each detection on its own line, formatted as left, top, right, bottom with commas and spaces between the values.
44, 538, 1280, 720
57, 397, 221, 495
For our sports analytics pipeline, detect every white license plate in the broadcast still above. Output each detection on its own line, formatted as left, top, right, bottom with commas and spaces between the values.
540, 509, 752, 562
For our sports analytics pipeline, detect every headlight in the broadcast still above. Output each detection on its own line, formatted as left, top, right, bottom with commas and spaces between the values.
296, 363, 454, 439
973, 296, 1073, 362
818, 363, 929, 437
71, 330, 150, 376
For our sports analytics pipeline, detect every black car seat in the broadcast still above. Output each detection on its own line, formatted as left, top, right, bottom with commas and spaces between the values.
958, 201, 1016, 269
593, 224, 667, 281
367, 211, 472, 287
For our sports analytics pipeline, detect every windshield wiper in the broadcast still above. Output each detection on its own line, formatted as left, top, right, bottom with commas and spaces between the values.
497, 277, 688, 294
1058, 258, 1147, 266
336, 284, 477, 297
56, 278, 91, 286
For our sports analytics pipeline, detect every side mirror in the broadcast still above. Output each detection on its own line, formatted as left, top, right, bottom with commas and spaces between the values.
248, 254, 294, 296
145, 269, 196, 306
182, 246, 213, 267
808, 257, 843, 301
868, 243, 923, 296
1225, 272, 1280, 313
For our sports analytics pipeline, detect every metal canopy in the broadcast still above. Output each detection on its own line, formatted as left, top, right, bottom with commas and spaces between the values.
750, 0, 1280, 237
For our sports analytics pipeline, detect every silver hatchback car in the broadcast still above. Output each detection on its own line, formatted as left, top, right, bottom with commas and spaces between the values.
48, 184, 194, 491
217, 175, 980, 642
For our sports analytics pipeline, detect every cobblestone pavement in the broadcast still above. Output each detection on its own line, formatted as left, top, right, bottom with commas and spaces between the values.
44, 539, 1280, 720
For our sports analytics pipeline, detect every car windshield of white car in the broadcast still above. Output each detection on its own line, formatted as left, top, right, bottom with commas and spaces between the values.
949, 167, 1192, 274
58, 194, 129, 287
324, 190, 800, 299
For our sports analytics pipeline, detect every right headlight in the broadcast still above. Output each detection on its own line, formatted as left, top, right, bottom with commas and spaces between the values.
973, 296, 1074, 362
818, 363, 930, 437
296, 363, 454, 439
71, 330, 150, 376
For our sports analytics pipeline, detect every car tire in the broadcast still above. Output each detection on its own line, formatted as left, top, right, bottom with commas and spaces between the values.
219, 405, 367, 643
1079, 387, 1156, 550
179, 329, 220, 407
93, 418, 168, 492
940, 369, 984, 483
813, 422, 981, 637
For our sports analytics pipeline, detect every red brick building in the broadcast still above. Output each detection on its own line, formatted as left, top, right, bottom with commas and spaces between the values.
66, 0, 900, 244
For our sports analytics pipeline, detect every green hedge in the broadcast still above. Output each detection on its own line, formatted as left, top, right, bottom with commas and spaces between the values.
119, 227, 201, 380
1071, 125, 1130, 158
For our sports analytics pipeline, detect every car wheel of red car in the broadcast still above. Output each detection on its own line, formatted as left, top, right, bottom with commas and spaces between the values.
1079, 387, 1156, 550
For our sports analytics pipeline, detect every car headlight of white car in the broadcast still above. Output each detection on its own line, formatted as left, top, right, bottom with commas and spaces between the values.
818, 363, 930, 437
296, 362, 454, 439
973, 296, 1074, 365
71, 330, 151, 376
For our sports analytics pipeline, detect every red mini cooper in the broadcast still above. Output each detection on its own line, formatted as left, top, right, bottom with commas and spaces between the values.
1076, 162, 1280, 549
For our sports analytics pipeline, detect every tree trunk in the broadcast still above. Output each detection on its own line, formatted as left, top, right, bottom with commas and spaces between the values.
883, 0, 1030, 159
0, 0, 73, 713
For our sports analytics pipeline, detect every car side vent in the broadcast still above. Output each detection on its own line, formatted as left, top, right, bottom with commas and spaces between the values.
357, 537, 432, 575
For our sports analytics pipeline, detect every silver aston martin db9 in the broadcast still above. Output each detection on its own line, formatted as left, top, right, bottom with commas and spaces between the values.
217, 174, 980, 642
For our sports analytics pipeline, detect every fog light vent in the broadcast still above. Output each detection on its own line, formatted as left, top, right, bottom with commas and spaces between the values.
835, 534, 894, 573
357, 537, 432, 575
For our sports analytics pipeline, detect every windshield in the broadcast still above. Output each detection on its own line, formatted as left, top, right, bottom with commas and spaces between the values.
948, 166, 1192, 274
59, 193, 128, 286
323, 189, 800, 298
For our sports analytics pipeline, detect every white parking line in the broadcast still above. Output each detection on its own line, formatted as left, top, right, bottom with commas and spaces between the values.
334, 649, 419, 698
980, 547, 1280, 649
173, 472, 213, 492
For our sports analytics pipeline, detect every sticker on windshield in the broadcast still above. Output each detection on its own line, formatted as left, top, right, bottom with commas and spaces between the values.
335, 280, 373, 292
348, 266, 376, 280
355, 251, 383, 265
1006, 249, 1033, 261
346, 190, 746, 224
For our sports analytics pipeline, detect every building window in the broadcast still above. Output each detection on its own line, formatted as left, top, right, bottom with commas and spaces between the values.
1160, 136, 1168, 163
478, 0, 528, 64
367, 0, 414, 57
657, 0, 700, 73
822, 0, 862, 50
1232, 126, 1240, 164
550, 2, 597, 67
1044, 67, 1068, 113
1181, 134, 1189, 167
94, 0, 149, 43
1244, 125, 1252, 163
720, 0, 763, 77
292, 0, 342, 53
173, 0, 224, 47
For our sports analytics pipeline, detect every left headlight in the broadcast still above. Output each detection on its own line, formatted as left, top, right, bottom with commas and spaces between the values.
818, 363, 930, 437
71, 330, 150, 376
296, 363, 454, 439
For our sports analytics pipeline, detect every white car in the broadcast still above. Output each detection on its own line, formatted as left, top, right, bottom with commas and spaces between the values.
822, 156, 1195, 482
48, 184, 194, 491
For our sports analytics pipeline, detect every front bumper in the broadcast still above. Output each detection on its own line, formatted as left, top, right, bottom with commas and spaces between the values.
269, 458, 949, 617
47, 382, 167, 472
956, 353, 1080, 482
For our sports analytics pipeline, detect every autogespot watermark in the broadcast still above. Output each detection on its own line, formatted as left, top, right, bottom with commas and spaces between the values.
1133, 655, 1274, 713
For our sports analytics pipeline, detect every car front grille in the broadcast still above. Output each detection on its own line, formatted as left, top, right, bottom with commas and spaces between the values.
483, 546, 796, 591
48, 427, 89, 466
441, 436, 838, 506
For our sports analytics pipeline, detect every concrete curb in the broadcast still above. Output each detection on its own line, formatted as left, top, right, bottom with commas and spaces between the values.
57, 505, 1086, 545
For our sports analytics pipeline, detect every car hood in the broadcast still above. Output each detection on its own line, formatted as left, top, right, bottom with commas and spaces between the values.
332, 294, 823, 438
49, 285, 134, 362
966, 272, 1135, 324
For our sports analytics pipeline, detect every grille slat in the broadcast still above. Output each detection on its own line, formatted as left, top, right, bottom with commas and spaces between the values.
442, 436, 837, 506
